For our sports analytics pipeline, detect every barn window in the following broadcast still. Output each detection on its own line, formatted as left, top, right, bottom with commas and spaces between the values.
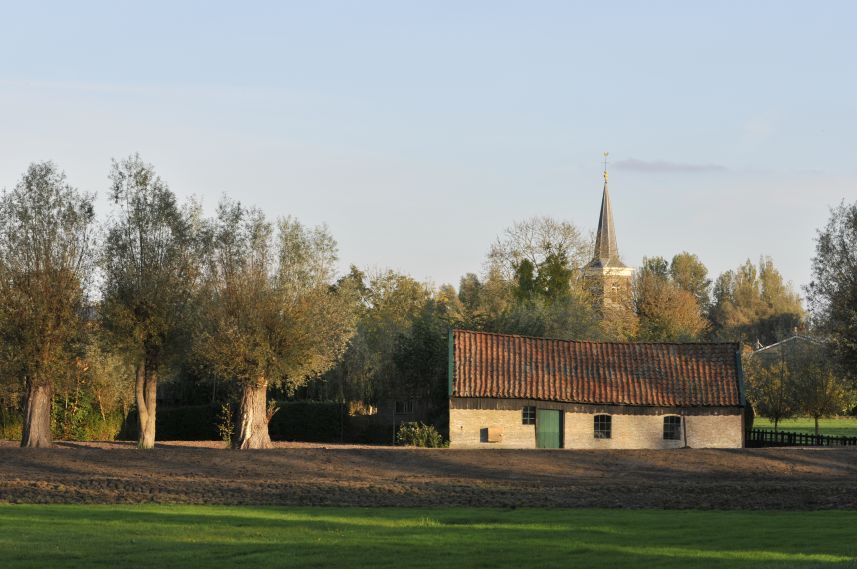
522, 406, 536, 425
395, 400, 414, 414
663, 416, 682, 440
594, 415, 612, 439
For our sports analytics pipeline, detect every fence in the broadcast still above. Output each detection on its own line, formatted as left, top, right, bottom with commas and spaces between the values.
746, 428, 857, 448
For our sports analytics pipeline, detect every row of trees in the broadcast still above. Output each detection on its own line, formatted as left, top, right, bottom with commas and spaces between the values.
0, 158, 357, 448
2, 158, 855, 448
745, 339, 854, 434
429, 216, 805, 346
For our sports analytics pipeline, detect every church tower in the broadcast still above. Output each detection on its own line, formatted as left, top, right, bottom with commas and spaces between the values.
584, 154, 634, 313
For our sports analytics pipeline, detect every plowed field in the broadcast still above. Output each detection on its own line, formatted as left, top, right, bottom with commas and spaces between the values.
2, 441, 855, 509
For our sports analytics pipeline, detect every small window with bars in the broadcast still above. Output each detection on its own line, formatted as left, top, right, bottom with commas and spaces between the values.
522, 406, 536, 425
594, 415, 612, 439
395, 400, 414, 414
663, 415, 682, 440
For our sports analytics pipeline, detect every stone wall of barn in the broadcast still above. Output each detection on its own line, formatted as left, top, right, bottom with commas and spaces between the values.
448, 404, 743, 449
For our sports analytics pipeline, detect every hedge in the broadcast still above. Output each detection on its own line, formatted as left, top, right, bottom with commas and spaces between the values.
121, 401, 343, 442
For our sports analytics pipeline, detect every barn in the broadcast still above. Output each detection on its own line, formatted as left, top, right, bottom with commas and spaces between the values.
448, 329, 746, 449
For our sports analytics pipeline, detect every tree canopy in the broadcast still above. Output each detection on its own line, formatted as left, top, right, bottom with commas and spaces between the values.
807, 200, 857, 379
0, 162, 95, 447
100, 154, 198, 448
193, 200, 357, 448
709, 257, 804, 345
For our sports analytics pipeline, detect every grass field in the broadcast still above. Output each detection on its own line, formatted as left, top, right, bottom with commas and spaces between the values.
1, 506, 856, 568
753, 417, 857, 437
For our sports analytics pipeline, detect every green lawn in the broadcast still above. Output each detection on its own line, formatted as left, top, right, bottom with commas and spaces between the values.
753, 417, 857, 437
1, 505, 856, 568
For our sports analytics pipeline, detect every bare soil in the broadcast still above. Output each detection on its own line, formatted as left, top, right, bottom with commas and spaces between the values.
1, 441, 855, 509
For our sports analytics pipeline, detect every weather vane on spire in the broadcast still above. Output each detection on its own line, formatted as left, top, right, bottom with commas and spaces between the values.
603, 151, 609, 183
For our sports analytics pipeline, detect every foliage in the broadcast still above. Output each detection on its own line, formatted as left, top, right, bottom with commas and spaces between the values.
747, 339, 855, 435
321, 268, 432, 405
194, 200, 357, 391
0, 162, 96, 446
490, 293, 603, 340
216, 403, 234, 446
0, 408, 22, 440
634, 256, 708, 341
396, 422, 444, 447
84, 339, 135, 420
791, 354, 855, 434
392, 302, 450, 410
100, 154, 198, 371
807, 200, 857, 380
487, 215, 592, 282
449, 221, 605, 342
3, 505, 857, 569
100, 154, 198, 447
669, 251, 712, 312
709, 257, 804, 345
743, 356, 797, 431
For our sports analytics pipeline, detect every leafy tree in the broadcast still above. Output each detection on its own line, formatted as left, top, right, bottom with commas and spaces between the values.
445, 269, 514, 331
641, 256, 669, 279
85, 337, 136, 421
0, 162, 95, 447
488, 216, 592, 282
512, 248, 576, 304
100, 155, 197, 448
194, 200, 357, 448
513, 258, 538, 301
633, 257, 707, 341
393, 301, 450, 421
807, 200, 857, 379
792, 352, 854, 435
670, 251, 712, 311
709, 257, 804, 345
536, 251, 574, 301
322, 268, 432, 405
490, 293, 603, 340
743, 355, 797, 432
457, 273, 483, 316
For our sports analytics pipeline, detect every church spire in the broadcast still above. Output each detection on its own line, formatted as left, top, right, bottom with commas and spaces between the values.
589, 152, 626, 268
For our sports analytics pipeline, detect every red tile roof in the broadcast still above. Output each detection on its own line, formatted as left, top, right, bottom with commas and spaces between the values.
452, 329, 742, 407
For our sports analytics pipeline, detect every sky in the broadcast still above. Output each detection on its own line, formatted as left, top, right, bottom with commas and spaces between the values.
1, 1, 855, 296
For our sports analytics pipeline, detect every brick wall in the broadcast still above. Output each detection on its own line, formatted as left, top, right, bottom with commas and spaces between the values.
449, 406, 742, 449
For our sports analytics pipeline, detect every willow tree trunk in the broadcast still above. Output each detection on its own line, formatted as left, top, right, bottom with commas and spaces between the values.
135, 363, 158, 449
235, 380, 273, 449
21, 380, 52, 448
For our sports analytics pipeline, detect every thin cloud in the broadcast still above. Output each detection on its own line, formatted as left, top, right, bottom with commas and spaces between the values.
613, 158, 728, 173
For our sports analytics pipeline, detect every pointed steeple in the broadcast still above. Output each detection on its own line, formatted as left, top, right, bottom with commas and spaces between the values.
588, 153, 627, 269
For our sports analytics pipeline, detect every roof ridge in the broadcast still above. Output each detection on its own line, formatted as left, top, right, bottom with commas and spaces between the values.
453, 328, 739, 347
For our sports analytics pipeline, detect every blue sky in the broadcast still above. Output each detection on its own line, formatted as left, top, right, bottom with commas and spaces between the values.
1, 1, 854, 294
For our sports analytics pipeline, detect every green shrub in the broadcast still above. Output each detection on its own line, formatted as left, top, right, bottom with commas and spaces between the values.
121, 401, 343, 442
396, 422, 444, 448
0, 408, 22, 441
217, 403, 235, 446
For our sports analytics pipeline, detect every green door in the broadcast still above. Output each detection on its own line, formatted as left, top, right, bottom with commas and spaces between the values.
536, 409, 562, 449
